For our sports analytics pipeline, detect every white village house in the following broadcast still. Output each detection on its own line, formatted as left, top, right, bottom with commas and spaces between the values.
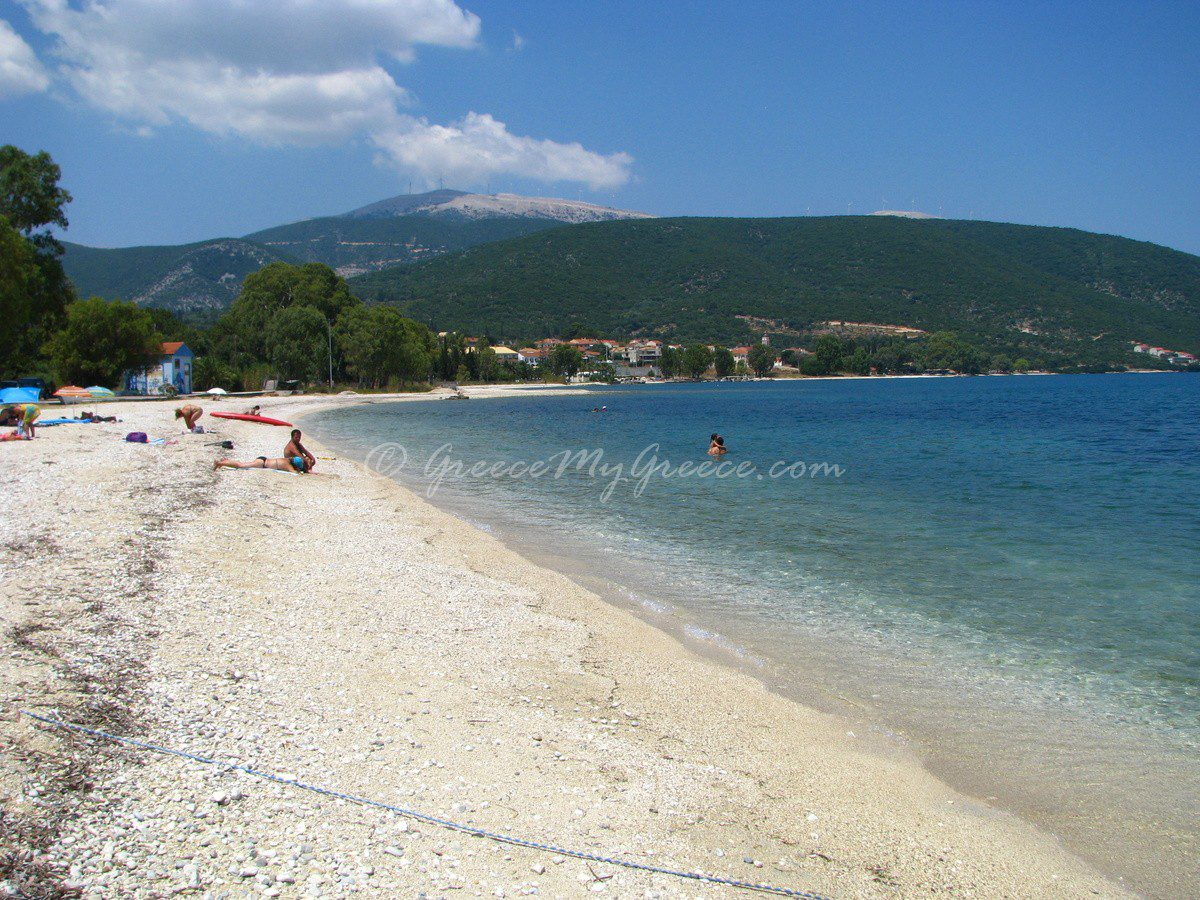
124, 341, 194, 395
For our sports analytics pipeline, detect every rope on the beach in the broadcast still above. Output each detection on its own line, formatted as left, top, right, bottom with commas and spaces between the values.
24, 712, 831, 899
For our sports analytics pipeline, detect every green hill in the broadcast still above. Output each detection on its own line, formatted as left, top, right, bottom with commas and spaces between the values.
61, 218, 552, 320
243, 214, 557, 276
349, 216, 1200, 366
61, 238, 293, 318
60, 190, 649, 320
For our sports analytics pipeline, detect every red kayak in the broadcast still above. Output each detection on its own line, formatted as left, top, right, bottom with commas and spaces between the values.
210, 412, 294, 427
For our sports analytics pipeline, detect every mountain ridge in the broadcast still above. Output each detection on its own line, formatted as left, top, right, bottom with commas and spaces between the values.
61, 190, 652, 314
343, 189, 652, 223
348, 215, 1200, 367
60, 237, 293, 316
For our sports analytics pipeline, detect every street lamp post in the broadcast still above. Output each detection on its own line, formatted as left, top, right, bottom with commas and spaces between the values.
325, 317, 334, 389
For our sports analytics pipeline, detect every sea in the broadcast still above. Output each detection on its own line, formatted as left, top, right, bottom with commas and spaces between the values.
308, 373, 1199, 896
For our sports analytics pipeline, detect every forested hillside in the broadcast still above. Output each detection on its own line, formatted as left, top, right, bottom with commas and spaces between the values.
350, 216, 1200, 366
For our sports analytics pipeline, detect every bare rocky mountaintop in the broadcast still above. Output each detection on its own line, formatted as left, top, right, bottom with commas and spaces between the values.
345, 190, 653, 224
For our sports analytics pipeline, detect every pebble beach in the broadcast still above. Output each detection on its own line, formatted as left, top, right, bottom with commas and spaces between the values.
1, 388, 1129, 898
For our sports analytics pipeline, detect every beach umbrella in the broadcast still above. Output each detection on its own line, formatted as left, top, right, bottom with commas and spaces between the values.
85, 386, 115, 397
0, 387, 40, 404
54, 386, 91, 403
206, 387, 228, 395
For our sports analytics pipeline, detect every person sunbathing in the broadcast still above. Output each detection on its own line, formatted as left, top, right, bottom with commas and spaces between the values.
213, 455, 308, 474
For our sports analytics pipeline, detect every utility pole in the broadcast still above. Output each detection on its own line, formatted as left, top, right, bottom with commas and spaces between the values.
326, 317, 334, 389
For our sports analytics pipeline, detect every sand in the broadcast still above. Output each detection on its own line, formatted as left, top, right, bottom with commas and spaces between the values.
0, 387, 1129, 898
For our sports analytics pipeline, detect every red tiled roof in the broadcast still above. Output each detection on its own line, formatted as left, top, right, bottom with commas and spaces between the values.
161, 341, 185, 354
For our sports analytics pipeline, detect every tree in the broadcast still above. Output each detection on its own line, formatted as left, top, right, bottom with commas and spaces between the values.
799, 354, 829, 376
1, 219, 71, 377
870, 341, 912, 375
588, 362, 616, 383
0, 148, 75, 377
266, 305, 326, 382
659, 346, 680, 378
681, 344, 713, 379
476, 345, 501, 382
337, 305, 432, 387
434, 331, 472, 381
337, 305, 386, 386
747, 344, 777, 377
193, 356, 238, 392
845, 347, 872, 375
990, 354, 1013, 373
713, 346, 735, 377
47, 297, 161, 387
921, 331, 974, 372
0, 146, 72, 251
220, 262, 358, 361
812, 334, 847, 372
548, 343, 584, 377
145, 307, 208, 352
393, 314, 434, 386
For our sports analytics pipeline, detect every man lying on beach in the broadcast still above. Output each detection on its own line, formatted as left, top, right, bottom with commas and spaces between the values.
175, 404, 203, 432
213, 455, 308, 474
283, 429, 316, 472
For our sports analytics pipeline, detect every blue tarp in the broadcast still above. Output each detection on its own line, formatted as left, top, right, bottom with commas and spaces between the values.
1, 387, 40, 404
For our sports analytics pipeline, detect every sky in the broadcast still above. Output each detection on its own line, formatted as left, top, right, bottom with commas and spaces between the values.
1, 1, 1197, 253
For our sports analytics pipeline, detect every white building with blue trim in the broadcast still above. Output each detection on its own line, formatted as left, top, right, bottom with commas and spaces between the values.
124, 341, 194, 395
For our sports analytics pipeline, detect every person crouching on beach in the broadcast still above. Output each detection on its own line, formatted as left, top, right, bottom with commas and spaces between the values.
175, 403, 203, 432
213, 456, 308, 474
1, 403, 40, 438
284, 429, 316, 473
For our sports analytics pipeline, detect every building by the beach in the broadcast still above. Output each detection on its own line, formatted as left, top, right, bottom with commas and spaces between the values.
124, 341, 194, 395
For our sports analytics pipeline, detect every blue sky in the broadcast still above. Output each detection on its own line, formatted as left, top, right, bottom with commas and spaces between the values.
2, 1, 1198, 253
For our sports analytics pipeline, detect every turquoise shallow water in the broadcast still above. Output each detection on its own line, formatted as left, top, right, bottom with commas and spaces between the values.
310, 373, 1199, 893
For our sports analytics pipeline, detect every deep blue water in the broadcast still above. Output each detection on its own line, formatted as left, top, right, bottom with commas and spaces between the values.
310, 373, 1199, 887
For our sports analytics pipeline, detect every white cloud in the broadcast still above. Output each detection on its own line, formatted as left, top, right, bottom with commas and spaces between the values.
374, 112, 632, 190
24, 0, 480, 73
0, 18, 49, 98
14, 0, 633, 188
21, 0, 473, 143
509, 30, 526, 52
70, 58, 409, 145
